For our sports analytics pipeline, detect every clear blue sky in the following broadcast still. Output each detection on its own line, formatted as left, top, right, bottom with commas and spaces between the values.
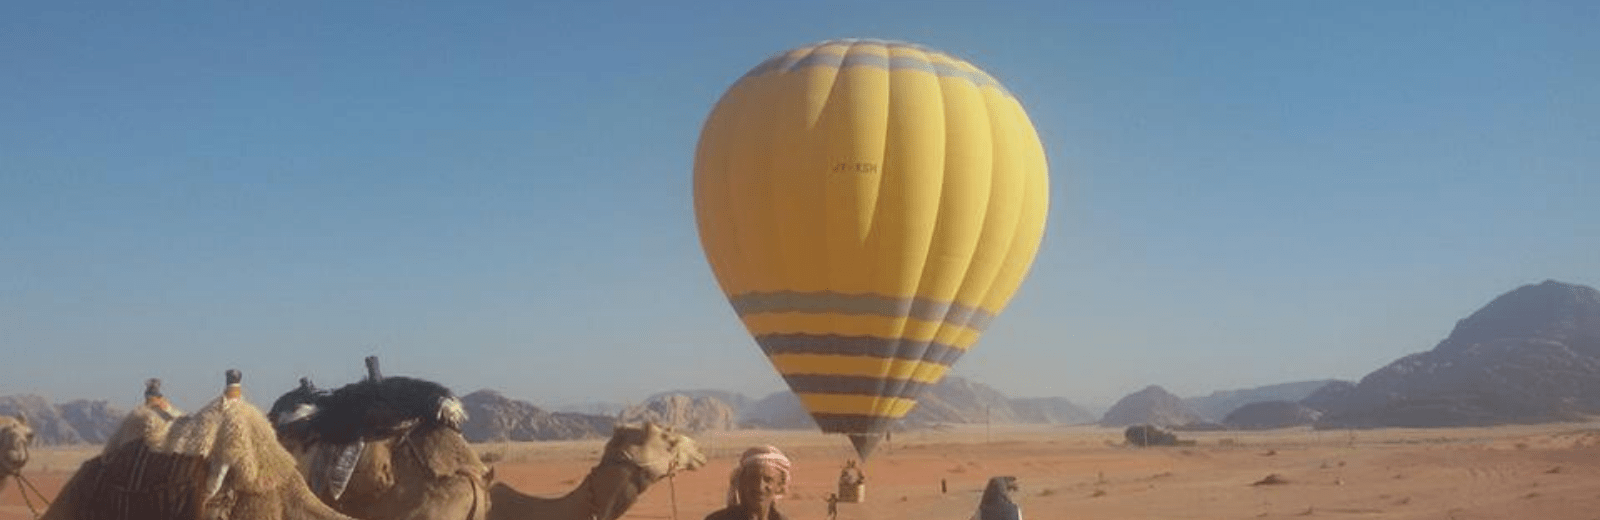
2, 1, 1595, 411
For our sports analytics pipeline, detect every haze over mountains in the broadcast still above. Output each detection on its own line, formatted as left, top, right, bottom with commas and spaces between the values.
7, 280, 1597, 444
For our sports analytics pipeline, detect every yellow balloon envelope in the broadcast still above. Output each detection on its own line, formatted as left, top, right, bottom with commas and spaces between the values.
693, 39, 1049, 459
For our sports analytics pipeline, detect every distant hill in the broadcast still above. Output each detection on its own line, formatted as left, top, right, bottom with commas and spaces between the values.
1100, 386, 1203, 427
620, 393, 738, 433
1010, 397, 1097, 425
1321, 280, 1600, 428
57, 399, 123, 444
0, 394, 124, 445
1224, 401, 1322, 430
646, 389, 750, 412
908, 376, 1097, 426
459, 390, 614, 442
1185, 380, 1346, 422
739, 391, 816, 430
736, 376, 1096, 429
552, 401, 628, 416
1299, 381, 1357, 414
904, 376, 1019, 425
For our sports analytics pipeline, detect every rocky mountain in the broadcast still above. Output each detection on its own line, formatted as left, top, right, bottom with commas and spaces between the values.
905, 376, 1019, 424
738, 391, 816, 430
1299, 380, 1357, 414
619, 393, 738, 432
647, 389, 750, 412
736, 376, 1096, 429
1099, 385, 1203, 427
1320, 280, 1600, 428
57, 399, 124, 444
0, 394, 124, 446
1185, 380, 1346, 421
459, 390, 615, 442
553, 401, 628, 416
1223, 401, 1322, 430
1010, 397, 1098, 425
898, 376, 1097, 426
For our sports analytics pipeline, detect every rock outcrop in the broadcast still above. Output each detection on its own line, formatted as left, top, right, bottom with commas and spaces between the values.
0, 394, 123, 446
619, 393, 738, 433
1100, 386, 1203, 427
1321, 280, 1600, 428
57, 399, 124, 444
905, 376, 1019, 425
459, 390, 614, 442
648, 389, 749, 412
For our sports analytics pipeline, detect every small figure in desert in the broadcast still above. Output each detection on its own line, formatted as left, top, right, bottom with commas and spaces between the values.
703, 445, 792, 520
486, 421, 707, 520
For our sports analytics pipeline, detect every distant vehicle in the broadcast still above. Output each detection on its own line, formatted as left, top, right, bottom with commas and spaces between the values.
1125, 424, 1182, 446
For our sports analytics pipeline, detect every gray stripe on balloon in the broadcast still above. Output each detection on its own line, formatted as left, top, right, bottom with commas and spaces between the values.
811, 413, 899, 433
755, 333, 966, 366
782, 374, 933, 399
730, 290, 996, 331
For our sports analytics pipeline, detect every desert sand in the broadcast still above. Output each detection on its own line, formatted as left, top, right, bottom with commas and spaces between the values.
6, 422, 1600, 520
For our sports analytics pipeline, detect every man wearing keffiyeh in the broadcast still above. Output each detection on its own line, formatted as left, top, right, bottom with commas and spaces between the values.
703, 445, 791, 520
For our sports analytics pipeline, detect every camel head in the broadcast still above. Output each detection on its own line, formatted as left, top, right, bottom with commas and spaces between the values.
606, 422, 707, 482
0, 414, 33, 476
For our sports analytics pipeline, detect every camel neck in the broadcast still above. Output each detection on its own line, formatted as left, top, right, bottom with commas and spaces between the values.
487, 454, 660, 520
582, 460, 651, 520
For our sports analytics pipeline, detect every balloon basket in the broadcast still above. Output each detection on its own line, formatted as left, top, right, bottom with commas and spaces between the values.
838, 483, 865, 503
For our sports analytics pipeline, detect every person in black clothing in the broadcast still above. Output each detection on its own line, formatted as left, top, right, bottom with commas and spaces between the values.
973, 476, 1023, 520
703, 445, 792, 520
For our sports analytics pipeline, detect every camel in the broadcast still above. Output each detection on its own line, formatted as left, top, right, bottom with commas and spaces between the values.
42, 372, 358, 520
0, 414, 33, 493
271, 356, 487, 520
486, 421, 708, 520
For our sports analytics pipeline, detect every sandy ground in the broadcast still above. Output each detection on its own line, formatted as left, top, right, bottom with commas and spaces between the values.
6, 422, 1600, 519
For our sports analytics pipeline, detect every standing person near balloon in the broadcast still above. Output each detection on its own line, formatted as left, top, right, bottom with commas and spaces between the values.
704, 446, 793, 520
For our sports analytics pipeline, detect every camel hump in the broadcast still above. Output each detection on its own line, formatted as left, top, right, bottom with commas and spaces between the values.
58, 443, 209, 520
306, 376, 465, 445
270, 378, 329, 425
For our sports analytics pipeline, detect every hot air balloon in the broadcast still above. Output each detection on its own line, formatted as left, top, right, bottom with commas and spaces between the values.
693, 38, 1049, 460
